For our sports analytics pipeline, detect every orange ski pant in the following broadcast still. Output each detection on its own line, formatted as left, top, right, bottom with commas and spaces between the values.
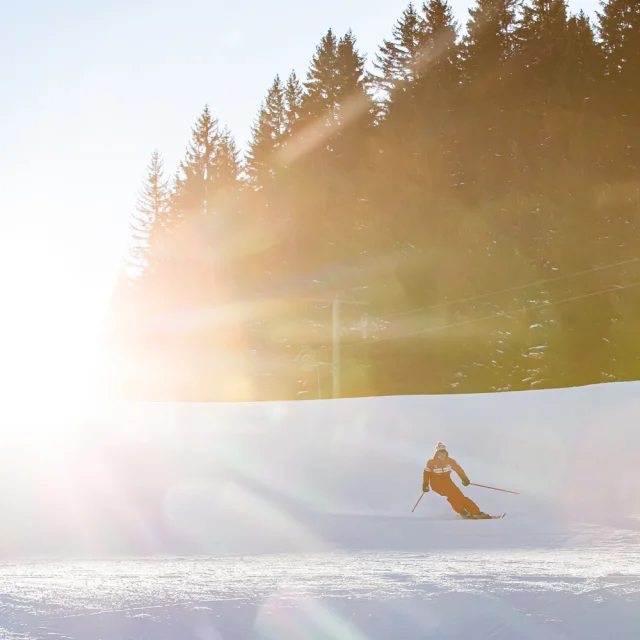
432, 481, 480, 516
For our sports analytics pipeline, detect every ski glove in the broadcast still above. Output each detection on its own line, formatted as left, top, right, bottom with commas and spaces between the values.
422, 483, 429, 493
461, 478, 470, 487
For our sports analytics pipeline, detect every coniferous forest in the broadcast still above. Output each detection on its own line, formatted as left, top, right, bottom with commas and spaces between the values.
107, 0, 640, 402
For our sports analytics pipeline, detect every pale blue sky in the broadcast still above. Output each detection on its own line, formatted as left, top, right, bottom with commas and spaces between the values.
0, 0, 599, 407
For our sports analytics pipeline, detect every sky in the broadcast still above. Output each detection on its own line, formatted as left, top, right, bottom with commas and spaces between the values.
0, 0, 599, 412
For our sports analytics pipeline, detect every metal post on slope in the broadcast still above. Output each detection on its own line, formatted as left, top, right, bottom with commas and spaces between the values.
301, 293, 369, 400
333, 296, 340, 399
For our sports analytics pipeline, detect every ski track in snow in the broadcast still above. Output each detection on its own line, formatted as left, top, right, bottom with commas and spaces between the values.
0, 536, 639, 640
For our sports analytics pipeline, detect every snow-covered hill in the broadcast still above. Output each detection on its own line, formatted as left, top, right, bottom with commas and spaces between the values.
0, 381, 639, 555
0, 381, 639, 638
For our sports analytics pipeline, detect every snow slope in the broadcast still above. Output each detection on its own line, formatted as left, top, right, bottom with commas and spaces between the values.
1, 381, 640, 555
1, 549, 639, 640
0, 382, 639, 638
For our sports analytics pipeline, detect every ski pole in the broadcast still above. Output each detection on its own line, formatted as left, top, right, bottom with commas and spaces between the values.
411, 492, 425, 513
470, 482, 519, 495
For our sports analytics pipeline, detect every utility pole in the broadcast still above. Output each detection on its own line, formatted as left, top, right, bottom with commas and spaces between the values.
333, 296, 341, 399
302, 293, 368, 399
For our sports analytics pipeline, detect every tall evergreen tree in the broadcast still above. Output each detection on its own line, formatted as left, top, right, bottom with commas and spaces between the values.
597, 0, 640, 84
335, 30, 373, 129
246, 76, 287, 187
169, 105, 242, 273
515, 0, 570, 90
173, 107, 240, 219
128, 149, 171, 278
303, 29, 339, 124
173, 104, 221, 219
374, 3, 427, 102
284, 71, 305, 135
564, 11, 603, 100
457, 0, 519, 197
463, 0, 519, 87
215, 126, 241, 189
419, 0, 461, 92
385, 0, 460, 193
597, 0, 640, 159
336, 31, 369, 99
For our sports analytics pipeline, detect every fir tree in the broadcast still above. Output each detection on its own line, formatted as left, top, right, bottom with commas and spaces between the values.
303, 29, 339, 123
597, 0, 640, 105
597, 0, 640, 80
284, 71, 304, 135
457, 0, 520, 196
173, 104, 221, 218
335, 30, 373, 128
515, 0, 570, 89
246, 75, 287, 187
596, 0, 640, 185
215, 126, 241, 189
212, 126, 242, 224
419, 0, 460, 92
463, 0, 519, 86
374, 3, 427, 101
564, 11, 603, 99
336, 31, 370, 99
128, 149, 171, 278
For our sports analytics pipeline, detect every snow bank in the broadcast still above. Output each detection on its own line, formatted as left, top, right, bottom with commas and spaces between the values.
1, 381, 639, 555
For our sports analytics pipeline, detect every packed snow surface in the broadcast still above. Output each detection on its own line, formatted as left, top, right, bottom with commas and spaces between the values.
1, 545, 640, 640
1, 381, 639, 638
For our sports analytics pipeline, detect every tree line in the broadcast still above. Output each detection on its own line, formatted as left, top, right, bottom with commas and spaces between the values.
106, 0, 640, 401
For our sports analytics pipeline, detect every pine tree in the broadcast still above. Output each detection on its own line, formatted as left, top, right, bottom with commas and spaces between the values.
335, 30, 373, 128
128, 149, 171, 278
284, 71, 304, 135
173, 104, 221, 219
212, 126, 241, 224
336, 31, 370, 99
172, 107, 240, 217
174, 105, 229, 218
456, 0, 520, 197
463, 0, 519, 87
597, 0, 640, 97
410, 0, 461, 180
505, 0, 571, 186
169, 105, 243, 269
374, 3, 427, 101
215, 126, 241, 189
246, 75, 287, 187
303, 29, 339, 124
598, 0, 640, 76
419, 0, 461, 91
515, 0, 570, 89
564, 11, 603, 100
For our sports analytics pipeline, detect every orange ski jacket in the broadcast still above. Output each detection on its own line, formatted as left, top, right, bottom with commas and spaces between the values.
423, 456, 470, 491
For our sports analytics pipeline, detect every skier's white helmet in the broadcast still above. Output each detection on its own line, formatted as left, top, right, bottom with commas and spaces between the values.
435, 441, 447, 454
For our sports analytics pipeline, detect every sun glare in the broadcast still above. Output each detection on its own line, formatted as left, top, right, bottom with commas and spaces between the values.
0, 227, 106, 438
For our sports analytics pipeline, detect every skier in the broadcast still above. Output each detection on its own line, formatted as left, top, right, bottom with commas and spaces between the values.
422, 442, 491, 519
